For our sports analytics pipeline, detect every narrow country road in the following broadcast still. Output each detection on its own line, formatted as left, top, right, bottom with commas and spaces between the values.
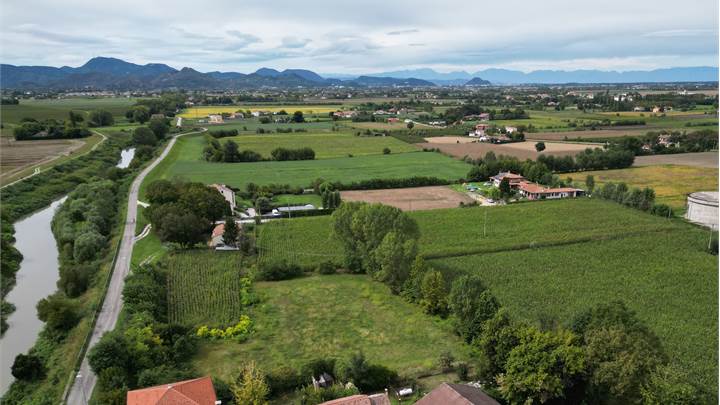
66, 128, 204, 404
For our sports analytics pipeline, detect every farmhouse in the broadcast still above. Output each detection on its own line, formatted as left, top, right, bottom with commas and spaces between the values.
333, 111, 357, 118
126, 376, 217, 405
491, 172, 526, 188
469, 123, 490, 137
478, 112, 490, 121
211, 183, 236, 210
208, 114, 223, 124
415, 383, 499, 405
387, 117, 400, 123
504, 126, 518, 134
517, 181, 583, 200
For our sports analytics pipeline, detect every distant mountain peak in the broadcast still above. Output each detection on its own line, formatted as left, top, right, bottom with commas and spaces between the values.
465, 77, 491, 86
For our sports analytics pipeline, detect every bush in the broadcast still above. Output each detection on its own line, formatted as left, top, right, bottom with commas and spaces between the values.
271, 147, 315, 161
383, 147, 391, 155
209, 129, 239, 138
317, 261, 337, 275
73, 230, 106, 262
257, 260, 303, 281
11, 353, 45, 381
457, 362, 469, 381
132, 126, 157, 146
340, 352, 399, 392
266, 366, 304, 397
439, 351, 455, 372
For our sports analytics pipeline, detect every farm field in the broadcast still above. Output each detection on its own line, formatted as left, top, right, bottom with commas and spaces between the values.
579, 165, 719, 209
524, 128, 651, 141
255, 198, 717, 396
201, 120, 335, 133
257, 198, 686, 267
197, 133, 418, 159
430, 230, 717, 392
340, 186, 474, 211
420, 137, 593, 160
633, 152, 718, 168
179, 104, 343, 118
192, 274, 470, 381
165, 251, 248, 326
151, 135, 470, 190
0, 133, 105, 186
0, 97, 137, 124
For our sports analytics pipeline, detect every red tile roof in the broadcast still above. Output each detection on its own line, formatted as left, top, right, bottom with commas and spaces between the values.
211, 223, 225, 238
518, 181, 579, 194
415, 383, 499, 405
320, 393, 390, 405
126, 376, 217, 405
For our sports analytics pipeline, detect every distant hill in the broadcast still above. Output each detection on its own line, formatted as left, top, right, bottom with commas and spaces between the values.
464, 77, 491, 86
1, 57, 716, 89
0, 57, 436, 90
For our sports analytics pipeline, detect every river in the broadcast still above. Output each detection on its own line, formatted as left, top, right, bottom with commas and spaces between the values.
0, 147, 134, 394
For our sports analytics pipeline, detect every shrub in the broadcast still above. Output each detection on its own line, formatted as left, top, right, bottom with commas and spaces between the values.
266, 366, 304, 397
383, 147, 391, 154
257, 260, 303, 281
11, 353, 45, 381
196, 315, 253, 341
457, 362, 469, 381
439, 351, 455, 372
317, 261, 337, 275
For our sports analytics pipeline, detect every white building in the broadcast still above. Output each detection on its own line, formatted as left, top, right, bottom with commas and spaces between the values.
208, 114, 224, 124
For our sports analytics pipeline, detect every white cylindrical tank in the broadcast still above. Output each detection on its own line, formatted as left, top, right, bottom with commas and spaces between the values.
686, 191, 718, 230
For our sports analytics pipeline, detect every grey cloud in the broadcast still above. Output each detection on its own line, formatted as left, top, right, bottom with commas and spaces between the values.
281, 36, 311, 48
387, 29, 419, 35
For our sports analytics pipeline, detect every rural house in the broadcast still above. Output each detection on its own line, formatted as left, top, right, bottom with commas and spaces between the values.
491, 172, 526, 188
126, 376, 217, 405
504, 126, 517, 134
208, 114, 224, 124
209, 223, 225, 248
469, 123, 490, 137
415, 383, 499, 405
517, 181, 583, 200
211, 183, 236, 211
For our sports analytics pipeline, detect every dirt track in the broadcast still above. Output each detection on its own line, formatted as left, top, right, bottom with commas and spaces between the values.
341, 186, 473, 211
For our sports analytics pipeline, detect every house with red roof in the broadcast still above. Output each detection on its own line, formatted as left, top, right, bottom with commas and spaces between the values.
517, 181, 583, 200
319, 392, 390, 405
415, 382, 499, 405
126, 376, 217, 405
490, 172, 526, 188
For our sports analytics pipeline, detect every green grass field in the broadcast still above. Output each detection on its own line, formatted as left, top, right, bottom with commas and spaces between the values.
150, 134, 469, 190
211, 133, 417, 159
579, 165, 719, 209
1, 97, 137, 124
192, 274, 469, 381
254, 198, 717, 393
165, 251, 248, 326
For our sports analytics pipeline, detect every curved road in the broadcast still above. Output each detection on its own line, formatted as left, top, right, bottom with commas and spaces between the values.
66, 128, 204, 404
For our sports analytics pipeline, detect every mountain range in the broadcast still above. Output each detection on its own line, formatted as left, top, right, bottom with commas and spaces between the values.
1, 57, 717, 90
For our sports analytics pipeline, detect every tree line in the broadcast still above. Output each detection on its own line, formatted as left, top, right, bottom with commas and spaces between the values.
203, 138, 315, 163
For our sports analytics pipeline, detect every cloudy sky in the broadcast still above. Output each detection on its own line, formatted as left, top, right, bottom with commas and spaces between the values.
1, 0, 717, 74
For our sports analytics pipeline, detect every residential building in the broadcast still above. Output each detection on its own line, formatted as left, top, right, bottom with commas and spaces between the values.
320, 392, 391, 405
517, 181, 583, 200
387, 117, 400, 123
126, 376, 217, 405
211, 184, 236, 211
208, 223, 225, 248
504, 126, 517, 134
491, 172, 526, 188
415, 383, 499, 405
469, 123, 490, 137
208, 114, 224, 124
333, 111, 357, 118
478, 112, 490, 121
150, 113, 165, 120
657, 134, 677, 147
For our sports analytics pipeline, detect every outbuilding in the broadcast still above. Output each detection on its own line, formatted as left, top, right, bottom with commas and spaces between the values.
686, 191, 718, 230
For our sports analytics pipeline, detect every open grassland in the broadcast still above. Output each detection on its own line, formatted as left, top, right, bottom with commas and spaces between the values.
151, 135, 470, 189
192, 274, 469, 381
202, 133, 418, 159
1, 97, 136, 124
430, 230, 717, 391
257, 198, 686, 267
580, 165, 719, 209
179, 105, 343, 118
166, 251, 247, 326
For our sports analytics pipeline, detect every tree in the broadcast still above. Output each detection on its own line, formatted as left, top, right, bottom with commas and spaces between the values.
146, 180, 179, 205
497, 327, 585, 404
223, 217, 239, 247
402, 255, 428, 302
585, 175, 595, 194
372, 232, 418, 293
340, 352, 399, 393
383, 147, 391, 155
223, 140, 241, 162
232, 361, 269, 405
292, 111, 305, 123
156, 209, 208, 248
535, 141, 546, 152
571, 301, 666, 404
448, 275, 500, 343
407, 121, 414, 129
132, 126, 157, 146
11, 353, 45, 381
498, 178, 511, 198
36, 294, 80, 333
420, 270, 447, 316
73, 230, 105, 262
475, 309, 520, 381
89, 109, 114, 127
641, 364, 702, 405
68, 110, 84, 127
131, 106, 151, 123
148, 118, 169, 140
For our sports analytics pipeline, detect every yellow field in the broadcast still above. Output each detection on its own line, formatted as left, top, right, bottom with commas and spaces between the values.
179, 105, 343, 118
580, 165, 718, 209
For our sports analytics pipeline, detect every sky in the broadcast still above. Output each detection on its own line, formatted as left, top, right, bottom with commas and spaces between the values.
1, 0, 718, 74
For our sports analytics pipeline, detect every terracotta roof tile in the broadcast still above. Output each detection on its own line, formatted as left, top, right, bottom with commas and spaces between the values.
127, 376, 217, 405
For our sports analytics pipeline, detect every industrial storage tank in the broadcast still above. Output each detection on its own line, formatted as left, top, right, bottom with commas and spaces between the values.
685, 191, 718, 230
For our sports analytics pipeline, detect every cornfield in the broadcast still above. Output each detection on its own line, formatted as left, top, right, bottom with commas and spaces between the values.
166, 250, 249, 326
257, 218, 342, 268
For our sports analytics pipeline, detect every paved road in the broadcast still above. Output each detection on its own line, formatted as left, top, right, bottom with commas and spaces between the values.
66, 129, 203, 404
